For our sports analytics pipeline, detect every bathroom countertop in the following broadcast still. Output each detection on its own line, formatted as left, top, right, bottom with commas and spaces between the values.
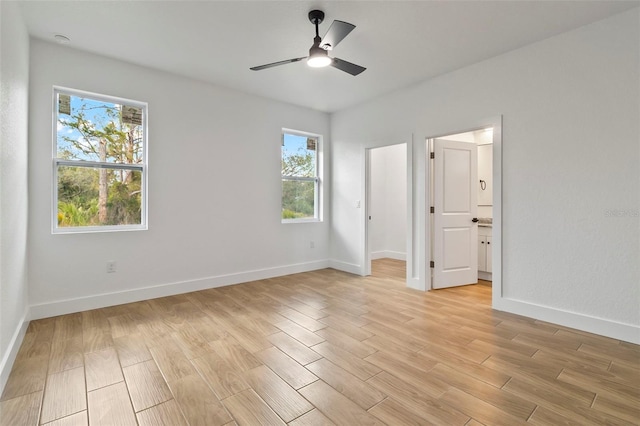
478, 217, 492, 228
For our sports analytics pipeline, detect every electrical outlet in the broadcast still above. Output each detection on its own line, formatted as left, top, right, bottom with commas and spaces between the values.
310, 241, 315, 249
106, 261, 117, 273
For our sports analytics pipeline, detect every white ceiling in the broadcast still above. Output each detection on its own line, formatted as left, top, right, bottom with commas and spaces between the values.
17, 1, 639, 113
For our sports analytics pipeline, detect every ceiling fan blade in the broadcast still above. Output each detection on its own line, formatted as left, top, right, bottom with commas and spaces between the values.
250, 57, 306, 71
320, 20, 355, 50
331, 58, 366, 76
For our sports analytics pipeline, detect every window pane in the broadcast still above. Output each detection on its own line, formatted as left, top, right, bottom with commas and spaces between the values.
57, 165, 142, 227
282, 133, 316, 177
56, 93, 143, 165
282, 179, 315, 219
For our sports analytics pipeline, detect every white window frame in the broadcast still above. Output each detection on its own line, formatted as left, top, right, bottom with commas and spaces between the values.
281, 129, 322, 223
52, 87, 148, 234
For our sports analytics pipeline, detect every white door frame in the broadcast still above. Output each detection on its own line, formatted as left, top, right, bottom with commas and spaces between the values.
425, 116, 502, 301
363, 139, 413, 282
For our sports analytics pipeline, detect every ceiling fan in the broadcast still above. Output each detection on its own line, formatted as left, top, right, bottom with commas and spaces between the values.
250, 10, 366, 76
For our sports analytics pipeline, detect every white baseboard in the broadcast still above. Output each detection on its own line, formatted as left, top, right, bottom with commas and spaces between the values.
329, 259, 362, 275
493, 297, 640, 344
0, 308, 29, 395
29, 260, 330, 320
478, 271, 492, 281
371, 250, 406, 261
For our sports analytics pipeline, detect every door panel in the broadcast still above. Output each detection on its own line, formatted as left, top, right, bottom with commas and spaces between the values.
443, 228, 472, 270
433, 139, 478, 289
443, 148, 471, 213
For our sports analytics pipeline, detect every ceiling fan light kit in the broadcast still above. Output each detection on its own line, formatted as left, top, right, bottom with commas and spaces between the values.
250, 9, 366, 76
307, 49, 332, 68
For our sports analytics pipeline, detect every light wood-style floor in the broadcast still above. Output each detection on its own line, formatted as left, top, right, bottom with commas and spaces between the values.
2, 259, 639, 425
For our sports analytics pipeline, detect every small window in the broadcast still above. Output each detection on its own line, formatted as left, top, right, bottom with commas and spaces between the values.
281, 130, 321, 222
53, 88, 147, 233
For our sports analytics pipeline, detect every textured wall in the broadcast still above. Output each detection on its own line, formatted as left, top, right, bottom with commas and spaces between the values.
28, 41, 331, 316
0, 1, 30, 387
331, 10, 639, 339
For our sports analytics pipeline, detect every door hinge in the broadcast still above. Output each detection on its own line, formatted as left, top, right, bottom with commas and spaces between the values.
430, 152, 435, 159
430, 261, 434, 268
430, 206, 434, 214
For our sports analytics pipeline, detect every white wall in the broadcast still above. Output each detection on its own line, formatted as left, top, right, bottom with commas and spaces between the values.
0, 2, 30, 390
369, 144, 406, 260
28, 41, 331, 318
331, 9, 639, 342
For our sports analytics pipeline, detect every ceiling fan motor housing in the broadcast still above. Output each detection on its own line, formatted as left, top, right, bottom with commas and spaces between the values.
309, 44, 328, 57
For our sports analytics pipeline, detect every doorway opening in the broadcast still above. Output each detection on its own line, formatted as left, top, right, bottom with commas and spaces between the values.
365, 143, 408, 278
427, 122, 500, 296
371, 258, 406, 281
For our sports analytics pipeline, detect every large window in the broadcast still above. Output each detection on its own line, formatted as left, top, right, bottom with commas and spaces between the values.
53, 88, 147, 233
281, 130, 320, 222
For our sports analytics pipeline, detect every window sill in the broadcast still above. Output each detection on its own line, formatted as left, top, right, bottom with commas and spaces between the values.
281, 218, 322, 224
53, 224, 147, 234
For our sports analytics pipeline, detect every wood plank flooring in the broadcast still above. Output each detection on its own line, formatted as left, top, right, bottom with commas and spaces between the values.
1, 258, 639, 425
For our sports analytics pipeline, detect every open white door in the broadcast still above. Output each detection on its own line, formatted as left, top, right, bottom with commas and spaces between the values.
432, 138, 478, 289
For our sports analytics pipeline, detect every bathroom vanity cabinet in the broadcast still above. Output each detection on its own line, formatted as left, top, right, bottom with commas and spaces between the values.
478, 225, 492, 279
